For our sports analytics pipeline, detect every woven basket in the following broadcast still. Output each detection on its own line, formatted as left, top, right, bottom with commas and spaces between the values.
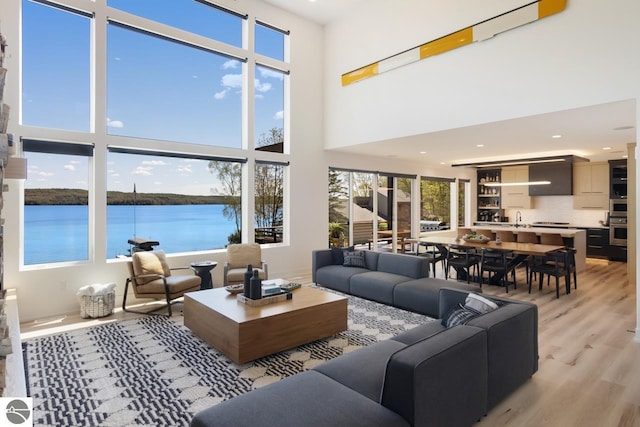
80, 292, 115, 319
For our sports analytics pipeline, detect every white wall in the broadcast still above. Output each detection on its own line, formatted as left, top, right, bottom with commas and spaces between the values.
324, 0, 640, 148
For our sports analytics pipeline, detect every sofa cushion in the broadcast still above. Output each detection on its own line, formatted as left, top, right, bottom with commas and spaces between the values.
343, 250, 366, 268
377, 252, 428, 279
381, 325, 488, 427
191, 370, 410, 427
393, 278, 478, 317
313, 340, 407, 402
391, 321, 446, 345
350, 271, 411, 305
315, 265, 368, 293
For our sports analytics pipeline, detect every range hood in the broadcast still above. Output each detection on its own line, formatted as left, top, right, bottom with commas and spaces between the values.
528, 155, 588, 196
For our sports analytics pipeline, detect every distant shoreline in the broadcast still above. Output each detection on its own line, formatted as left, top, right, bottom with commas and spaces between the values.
25, 189, 235, 206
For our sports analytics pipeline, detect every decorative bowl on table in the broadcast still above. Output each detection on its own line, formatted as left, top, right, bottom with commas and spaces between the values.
462, 234, 490, 243
224, 284, 244, 294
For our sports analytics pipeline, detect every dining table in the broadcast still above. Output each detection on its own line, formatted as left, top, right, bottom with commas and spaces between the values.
419, 235, 566, 285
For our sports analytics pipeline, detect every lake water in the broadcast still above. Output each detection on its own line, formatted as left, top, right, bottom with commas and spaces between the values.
24, 205, 236, 265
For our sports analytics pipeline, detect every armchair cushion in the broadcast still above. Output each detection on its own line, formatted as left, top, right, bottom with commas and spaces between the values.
227, 243, 262, 269
132, 251, 171, 285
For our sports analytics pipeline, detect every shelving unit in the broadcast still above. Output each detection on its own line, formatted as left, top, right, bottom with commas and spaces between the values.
609, 159, 627, 199
477, 168, 501, 222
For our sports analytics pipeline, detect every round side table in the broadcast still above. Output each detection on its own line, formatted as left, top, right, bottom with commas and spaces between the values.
190, 261, 218, 290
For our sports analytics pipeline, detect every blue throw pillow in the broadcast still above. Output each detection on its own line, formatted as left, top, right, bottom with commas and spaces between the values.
331, 246, 354, 265
343, 250, 366, 268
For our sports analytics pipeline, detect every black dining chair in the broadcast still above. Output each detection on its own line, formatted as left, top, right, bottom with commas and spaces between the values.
445, 244, 480, 284
479, 247, 515, 292
418, 242, 446, 278
528, 250, 569, 298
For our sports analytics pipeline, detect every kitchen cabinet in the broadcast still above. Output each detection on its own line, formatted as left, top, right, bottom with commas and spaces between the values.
584, 227, 609, 258
609, 159, 627, 199
501, 166, 532, 209
477, 168, 501, 222
573, 162, 609, 209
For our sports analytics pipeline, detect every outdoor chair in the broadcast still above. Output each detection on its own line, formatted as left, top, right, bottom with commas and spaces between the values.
123, 250, 202, 317
224, 243, 268, 285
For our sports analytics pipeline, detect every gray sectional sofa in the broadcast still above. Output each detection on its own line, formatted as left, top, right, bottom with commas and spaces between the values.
312, 248, 477, 317
191, 287, 539, 427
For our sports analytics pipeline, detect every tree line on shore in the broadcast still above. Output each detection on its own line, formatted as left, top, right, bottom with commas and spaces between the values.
25, 189, 234, 205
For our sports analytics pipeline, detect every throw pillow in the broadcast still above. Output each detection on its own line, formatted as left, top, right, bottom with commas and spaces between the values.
343, 250, 366, 268
441, 304, 479, 328
331, 246, 354, 265
464, 293, 499, 314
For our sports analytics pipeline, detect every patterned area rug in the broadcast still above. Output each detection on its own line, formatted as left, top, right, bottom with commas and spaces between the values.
24, 289, 433, 426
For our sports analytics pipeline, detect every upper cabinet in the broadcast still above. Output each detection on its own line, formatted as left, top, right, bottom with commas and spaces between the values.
609, 159, 627, 199
573, 162, 609, 209
477, 168, 501, 222
501, 166, 532, 209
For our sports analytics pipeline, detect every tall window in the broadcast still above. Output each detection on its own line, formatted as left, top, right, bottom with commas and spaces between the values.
420, 177, 453, 230
22, 0, 90, 131
107, 24, 243, 147
23, 141, 92, 265
254, 162, 285, 244
106, 149, 244, 258
255, 65, 286, 153
255, 21, 287, 61
328, 170, 349, 247
107, 0, 244, 47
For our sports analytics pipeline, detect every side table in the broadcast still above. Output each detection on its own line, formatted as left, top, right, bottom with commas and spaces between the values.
190, 261, 218, 290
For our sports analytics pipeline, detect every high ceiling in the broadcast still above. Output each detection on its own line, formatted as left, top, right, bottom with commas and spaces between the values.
262, 0, 637, 167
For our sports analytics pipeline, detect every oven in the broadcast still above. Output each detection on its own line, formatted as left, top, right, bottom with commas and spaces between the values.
610, 199, 628, 217
610, 217, 627, 246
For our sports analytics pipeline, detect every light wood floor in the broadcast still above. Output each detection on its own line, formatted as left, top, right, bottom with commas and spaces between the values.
20, 258, 639, 426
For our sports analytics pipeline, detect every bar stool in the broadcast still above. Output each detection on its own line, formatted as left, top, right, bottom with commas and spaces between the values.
540, 233, 565, 246
495, 230, 516, 242
475, 229, 494, 240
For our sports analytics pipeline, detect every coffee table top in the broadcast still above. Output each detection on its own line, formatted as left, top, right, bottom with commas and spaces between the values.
185, 286, 346, 324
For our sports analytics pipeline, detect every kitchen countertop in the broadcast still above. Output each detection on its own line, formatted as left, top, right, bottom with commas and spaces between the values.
474, 221, 609, 230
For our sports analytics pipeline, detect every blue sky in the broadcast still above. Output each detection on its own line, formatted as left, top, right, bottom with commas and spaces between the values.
21, 0, 285, 195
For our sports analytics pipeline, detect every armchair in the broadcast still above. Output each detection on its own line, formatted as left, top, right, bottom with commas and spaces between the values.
123, 250, 201, 317
224, 243, 268, 285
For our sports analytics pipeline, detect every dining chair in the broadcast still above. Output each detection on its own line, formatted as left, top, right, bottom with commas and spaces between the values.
528, 250, 570, 298
418, 243, 446, 278
479, 247, 515, 292
445, 244, 481, 284
516, 231, 539, 284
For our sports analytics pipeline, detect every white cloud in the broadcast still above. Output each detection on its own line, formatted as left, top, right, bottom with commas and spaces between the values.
37, 171, 54, 177
274, 110, 284, 120
222, 59, 240, 70
214, 90, 227, 100
177, 164, 193, 174
133, 166, 153, 176
258, 67, 285, 80
221, 73, 242, 89
255, 79, 272, 92
107, 118, 124, 128
142, 160, 167, 166
64, 164, 76, 171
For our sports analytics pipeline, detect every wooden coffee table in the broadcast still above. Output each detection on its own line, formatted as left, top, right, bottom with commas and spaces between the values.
184, 286, 348, 364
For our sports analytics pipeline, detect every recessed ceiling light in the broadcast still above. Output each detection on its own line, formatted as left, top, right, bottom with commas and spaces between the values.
613, 126, 634, 131
603, 147, 612, 150
419, 151, 427, 154
622, 155, 628, 158
551, 134, 562, 139
476, 144, 484, 148
440, 162, 445, 165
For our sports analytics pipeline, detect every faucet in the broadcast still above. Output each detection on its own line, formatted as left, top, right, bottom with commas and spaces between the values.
515, 211, 522, 228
